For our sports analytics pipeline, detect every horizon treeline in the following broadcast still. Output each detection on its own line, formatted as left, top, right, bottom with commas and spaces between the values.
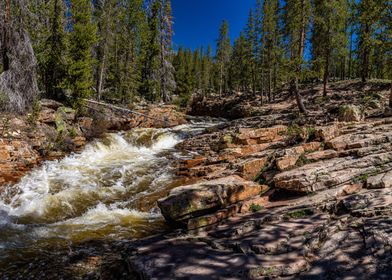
0, 0, 391, 112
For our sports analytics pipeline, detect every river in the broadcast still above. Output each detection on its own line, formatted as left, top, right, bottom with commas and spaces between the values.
0, 121, 217, 278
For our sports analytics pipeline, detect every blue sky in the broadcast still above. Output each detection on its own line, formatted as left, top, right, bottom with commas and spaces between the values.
171, 0, 254, 52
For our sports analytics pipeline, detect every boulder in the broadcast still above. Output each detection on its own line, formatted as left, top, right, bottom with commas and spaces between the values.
158, 175, 262, 222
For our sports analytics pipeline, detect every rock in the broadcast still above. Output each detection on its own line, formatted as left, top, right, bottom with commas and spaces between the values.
39, 99, 63, 110
187, 204, 240, 230
276, 146, 305, 171
274, 152, 392, 193
237, 157, 268, 180
38, 108, 56, 123
57, 107, 76, 122
315, 124, 340, 141
219, 143, 270, 161
158, 175, 263, 222
234, 125, 287, 145
366, 171, 392, 189
302, 141, 322, 152
338, 105, 363, 122
78, 117, 93, 132
305, 150, 338, 161
71, 136, 86, 149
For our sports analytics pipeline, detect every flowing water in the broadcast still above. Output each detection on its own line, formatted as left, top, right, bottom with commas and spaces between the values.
0, 121, 217, 277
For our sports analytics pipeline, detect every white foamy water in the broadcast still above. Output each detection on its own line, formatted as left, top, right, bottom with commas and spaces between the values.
0, 121, 220, 265
0, 126, 189, 247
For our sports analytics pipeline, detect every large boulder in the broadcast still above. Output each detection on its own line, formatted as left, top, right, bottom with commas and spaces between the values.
158, 175, 263, 222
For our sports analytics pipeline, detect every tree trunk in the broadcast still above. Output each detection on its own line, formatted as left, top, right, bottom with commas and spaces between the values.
323, 50, 329, 97
293, 0, 308, 115
361, 23, 370, 83
389, 81, 392, 108
2, 0, 11, 71
348, 28, 353, 79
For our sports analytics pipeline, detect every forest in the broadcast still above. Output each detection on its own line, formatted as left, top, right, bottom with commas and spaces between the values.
1, 0, 392, 278
0, 0, 390, 113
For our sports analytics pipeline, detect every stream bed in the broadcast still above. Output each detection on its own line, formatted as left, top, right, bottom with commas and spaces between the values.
0, 121, 217, 278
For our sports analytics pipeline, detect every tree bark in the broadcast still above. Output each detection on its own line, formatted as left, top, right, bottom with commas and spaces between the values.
323, 50, 330, 96
292, 0, 308, 115
2, 0, 11, 71
389, 81, 392, 109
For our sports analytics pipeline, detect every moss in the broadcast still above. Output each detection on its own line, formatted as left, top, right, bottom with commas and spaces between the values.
296, 154, 313, 167
249, 203, 264, 213
68, 127, 78, 138
285, 208, 314, 219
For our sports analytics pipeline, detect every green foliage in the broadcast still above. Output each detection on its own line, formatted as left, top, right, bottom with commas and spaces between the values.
66, 0, 97, 109
27, 101, 41, 125
285, 208, 314, 219
249, 203, 264, 213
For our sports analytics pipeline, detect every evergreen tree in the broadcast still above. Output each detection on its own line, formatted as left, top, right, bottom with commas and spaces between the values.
201, 45, 213, 95
284, 0, 311, 114
312, 0, 348, 96
67, 0, 97, 109
140, 0, 161, 101
261, 0, 280, 102
94, 0, 116, 101
357, 0, 384, 82
174, 47, 194, 106
216, 20, 231, 96
244, 9, 257, 93
230, 32, 248, 91
159, 0, 176, 102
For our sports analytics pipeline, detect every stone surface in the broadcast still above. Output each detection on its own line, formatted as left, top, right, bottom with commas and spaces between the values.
237, 157, 268, 180
274, 152, 392, 193
366, 171, 392, 189
158, 175, 262, 222
305, 149, 338, 161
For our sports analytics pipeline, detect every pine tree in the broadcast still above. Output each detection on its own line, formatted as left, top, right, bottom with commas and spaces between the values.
245, 9, 257, 93
140, 0, 161, 101
284, 0, 311, 114
230, 32, 248, 91
201, 45, 213, 95
44, 0, 67, 101
174, 47, 194, 106
67, 0, 97, 109
159, 0, 176, 102
312, 0, 348, 96
94, 0, 116, 101
261, 0, 280, 102
358, 0, 384, 83
216, 20, 231, 96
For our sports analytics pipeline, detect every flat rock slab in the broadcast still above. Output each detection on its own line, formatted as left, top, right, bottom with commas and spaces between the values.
366, 170, 392, 189
158, 175, 262, 222
274, 152, 392, 193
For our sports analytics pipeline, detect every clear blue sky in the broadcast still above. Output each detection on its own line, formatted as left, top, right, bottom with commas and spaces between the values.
171, 0, 255, 52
